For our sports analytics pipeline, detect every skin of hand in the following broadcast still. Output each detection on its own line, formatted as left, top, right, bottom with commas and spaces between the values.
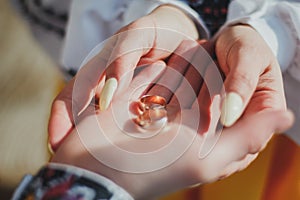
100, 4, 199, 110
215, 25, 287, 127
51, 54, 294, 200
48, 4, 199, 151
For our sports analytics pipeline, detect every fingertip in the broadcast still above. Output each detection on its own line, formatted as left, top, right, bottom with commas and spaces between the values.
99, 78, 118, 111
48, 127, 71, 152
153, 60, 166, 67
220, 92, 243, 127
48, 101, 73, 151
275, 109, 295, 134
48, 116, 71, 152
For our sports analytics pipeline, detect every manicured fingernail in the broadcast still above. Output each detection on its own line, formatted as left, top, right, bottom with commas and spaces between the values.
47, 141, 55, 155
100, 78, 118, 111
220, 92, 243, 127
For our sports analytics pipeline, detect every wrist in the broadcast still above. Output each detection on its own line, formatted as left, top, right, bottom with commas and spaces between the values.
150, 4, 199, 39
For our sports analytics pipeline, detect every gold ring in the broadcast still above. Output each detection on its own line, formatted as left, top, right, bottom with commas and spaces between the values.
139, 95, 167, 111
135, 107, 168, 130
134, 95, 168, 130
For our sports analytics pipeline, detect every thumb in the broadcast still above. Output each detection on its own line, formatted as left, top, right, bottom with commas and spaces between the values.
219, 45, 263, 127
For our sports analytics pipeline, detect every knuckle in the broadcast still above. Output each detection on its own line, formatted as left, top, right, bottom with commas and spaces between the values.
228, 71, 257, 94
247, 133, 264, 154
190, 164, 214, 183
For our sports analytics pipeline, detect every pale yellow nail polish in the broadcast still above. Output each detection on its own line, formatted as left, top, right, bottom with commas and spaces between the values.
220, 92, 243, 127
100, 78, 118, 111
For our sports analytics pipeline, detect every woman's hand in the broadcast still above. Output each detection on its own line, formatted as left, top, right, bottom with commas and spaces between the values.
48, 5, 199, 150
215, 25, 286, 127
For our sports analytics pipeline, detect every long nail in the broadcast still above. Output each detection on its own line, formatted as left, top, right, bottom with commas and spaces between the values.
220, 92, 243, 127
47, 141, 55, 155
99, 78, 118, 111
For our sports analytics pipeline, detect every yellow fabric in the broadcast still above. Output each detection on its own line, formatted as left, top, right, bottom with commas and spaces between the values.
262, 135, 300, 200
161, 135, 300, 200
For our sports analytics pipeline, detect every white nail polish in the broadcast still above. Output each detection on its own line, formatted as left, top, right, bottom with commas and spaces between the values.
220, 92, 243, 127
100, 78, 118, 111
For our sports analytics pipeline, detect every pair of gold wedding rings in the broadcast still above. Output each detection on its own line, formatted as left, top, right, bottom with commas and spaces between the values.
134, 95, 168, 130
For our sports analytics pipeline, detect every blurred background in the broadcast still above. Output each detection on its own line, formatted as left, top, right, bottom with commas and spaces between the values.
0, 0, 299, 199
0, 0, 63, 198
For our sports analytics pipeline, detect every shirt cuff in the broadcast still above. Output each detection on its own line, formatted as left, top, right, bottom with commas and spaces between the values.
12, 163, 134, 200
